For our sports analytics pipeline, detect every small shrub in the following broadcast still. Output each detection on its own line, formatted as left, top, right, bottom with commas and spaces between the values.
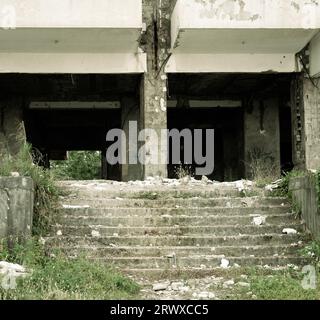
247, 148, 279, 186
174, 164, 193, 179
51, 151, 101, 180
301, 239, 320, 263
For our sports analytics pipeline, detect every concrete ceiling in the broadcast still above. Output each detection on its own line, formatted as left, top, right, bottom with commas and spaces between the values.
174, 28, 319, 54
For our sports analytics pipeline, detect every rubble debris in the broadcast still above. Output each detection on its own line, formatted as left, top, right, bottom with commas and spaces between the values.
252, 216, 266, 226
282, 228, 297, 235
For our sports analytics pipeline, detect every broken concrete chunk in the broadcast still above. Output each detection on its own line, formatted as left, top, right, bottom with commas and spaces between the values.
252, 216, 266, 226
171, 282, 185, 291
220, 258, 230, 268
223, 280, 235, 288
0, 261, 26, 274
237, 282, 250, 288
153, 283, 169, 291
282, 228, 297, 235
91, 230, 100, 237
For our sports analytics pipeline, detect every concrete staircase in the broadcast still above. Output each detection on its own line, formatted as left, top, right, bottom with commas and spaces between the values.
47, 180, 309, 276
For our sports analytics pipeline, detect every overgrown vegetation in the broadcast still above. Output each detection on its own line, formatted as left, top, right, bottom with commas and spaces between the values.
51, 151, 101, 180
0, 240, 140, 300
0, 144, 60, 235
247, 148, 279, 187
174, 164, 194, 179
271, 169, 305, 198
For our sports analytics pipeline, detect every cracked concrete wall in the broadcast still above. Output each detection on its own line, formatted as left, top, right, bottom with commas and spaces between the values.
291, 76, 320, 171
0, 177, 34, 243
302, 77, 320, 170
244, 98, 281, 179
290, 175, 320, 238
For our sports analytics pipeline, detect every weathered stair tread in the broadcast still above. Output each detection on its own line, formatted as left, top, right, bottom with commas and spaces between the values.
49, 181, 308, 275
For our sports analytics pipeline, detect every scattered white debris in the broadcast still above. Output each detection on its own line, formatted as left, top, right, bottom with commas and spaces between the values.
282, 228, 297, 235
265, 179, 283, 192
62, 205, 90, 209
91, 230, 100, 237
10, 172, 20, 177
39, 237, 46, 245
171, 282, 185, 291
237, 282, 250, 288
193, 292, 215, 299
56, 230, 62, 236
0, 261, 29, 289
220, 258, 230, 269
153, 283, 169, 291
0, 261, 26, 274
252, 216, 266, 226
235, 180, 245, 192
223, 280, 235, 288
115, 197, 123, 201
113, 233, 119, 237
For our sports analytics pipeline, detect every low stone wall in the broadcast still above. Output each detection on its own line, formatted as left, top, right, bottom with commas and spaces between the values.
0, 177, 34, 242
289, 175, 320, 238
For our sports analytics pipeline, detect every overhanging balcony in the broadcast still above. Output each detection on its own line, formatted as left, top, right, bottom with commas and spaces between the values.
167, 0, 320, 73
0, 0, 146, 73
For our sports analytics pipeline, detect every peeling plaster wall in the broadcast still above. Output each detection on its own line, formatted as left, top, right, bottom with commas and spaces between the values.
244, 98, 281, 178
172, 0, 320, 30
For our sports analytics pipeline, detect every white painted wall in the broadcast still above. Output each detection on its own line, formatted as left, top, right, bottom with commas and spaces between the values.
0, 0, 142, 28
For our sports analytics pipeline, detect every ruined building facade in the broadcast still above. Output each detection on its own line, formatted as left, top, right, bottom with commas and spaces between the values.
0, 0, 319, 181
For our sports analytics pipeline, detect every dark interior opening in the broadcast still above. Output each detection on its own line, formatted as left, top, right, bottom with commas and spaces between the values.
168, 73, 294, 181
0, 73, 141, 180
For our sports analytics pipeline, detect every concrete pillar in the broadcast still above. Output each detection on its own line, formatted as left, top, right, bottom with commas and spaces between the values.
121, 96, 143, 181
140, 0, 170, 179
0, 177, 34, 246
293, 76, 320, 170
0, 99, 26, 162
244, 98, 281, 179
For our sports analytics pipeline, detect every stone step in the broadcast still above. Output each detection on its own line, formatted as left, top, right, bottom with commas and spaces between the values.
59, 205, 291, 217
46, 233, 305, 247
53, 244, 304, 258
91, 255, 309, 269
59, 213, 297, 227
60, 197, 288, 209
60, 187, 265, 200
52, 223, 304, 237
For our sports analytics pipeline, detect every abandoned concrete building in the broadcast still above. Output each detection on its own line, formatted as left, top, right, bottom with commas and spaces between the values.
0, 0, 320, 182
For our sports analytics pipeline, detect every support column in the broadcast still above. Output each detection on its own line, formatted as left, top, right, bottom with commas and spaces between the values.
0, 99, 26, 162
121, 96, 143, 181
293, 76, 320, 170
140, 0, 171, 179
244, 98, 281, 179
